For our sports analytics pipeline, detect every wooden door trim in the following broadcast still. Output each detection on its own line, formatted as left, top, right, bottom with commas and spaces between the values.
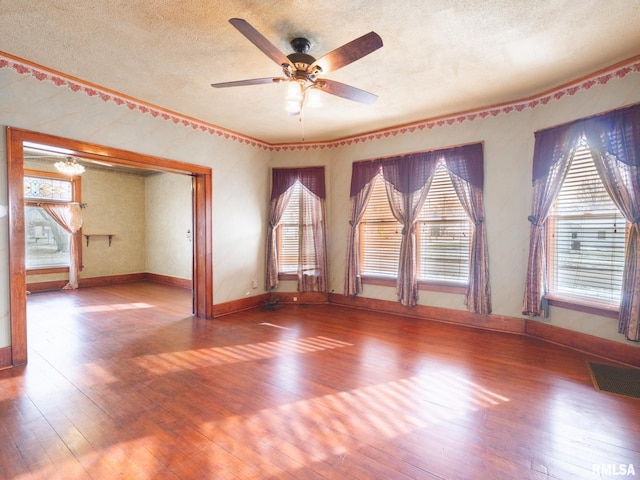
6, 127, 214, 366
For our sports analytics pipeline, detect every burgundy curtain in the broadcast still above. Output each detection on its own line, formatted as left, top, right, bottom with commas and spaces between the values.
41, 202, 83, 290
266, 167, 328, 293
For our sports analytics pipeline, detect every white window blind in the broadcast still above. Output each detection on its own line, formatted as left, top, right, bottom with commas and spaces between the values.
417, 165, 470, 283
360, 174, 401, 277
548, 143, 626, 306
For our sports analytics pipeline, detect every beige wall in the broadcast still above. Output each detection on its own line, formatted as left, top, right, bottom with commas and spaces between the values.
145, 172, 193, 280
81, 168, 147, 277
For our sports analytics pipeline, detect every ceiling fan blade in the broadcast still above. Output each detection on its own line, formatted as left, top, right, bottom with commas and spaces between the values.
211, 77, 281, 88
229, 18, 292, 67
317, 79, 378, 104
309, 31, 382, 74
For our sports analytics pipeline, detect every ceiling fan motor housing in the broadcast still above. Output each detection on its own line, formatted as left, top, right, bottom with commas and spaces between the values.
290, 37, 311, 53
287, 52, 318, 72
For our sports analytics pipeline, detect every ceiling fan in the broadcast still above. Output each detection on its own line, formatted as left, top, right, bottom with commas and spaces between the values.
211, 18, 383, 115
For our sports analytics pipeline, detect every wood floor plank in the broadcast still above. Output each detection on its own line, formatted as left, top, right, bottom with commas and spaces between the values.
0, 282, 637, 479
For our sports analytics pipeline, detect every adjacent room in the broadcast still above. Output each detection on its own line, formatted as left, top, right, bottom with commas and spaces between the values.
1, 2, 639, 479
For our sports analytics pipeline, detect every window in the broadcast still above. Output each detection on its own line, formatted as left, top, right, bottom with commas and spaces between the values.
278, 181, 325, 276
24, 171, 79, 271
360, 167, 471, 285
417, 165, 471, 284
267, 166, 328, 293
360, 174, 401, 277
25, 206, 72, 268
546, 143, 627, 308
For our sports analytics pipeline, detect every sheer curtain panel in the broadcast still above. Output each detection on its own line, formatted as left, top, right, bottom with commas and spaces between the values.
41, 202, 83, 289
584, 104, 640, 340
345, 161, 382, 296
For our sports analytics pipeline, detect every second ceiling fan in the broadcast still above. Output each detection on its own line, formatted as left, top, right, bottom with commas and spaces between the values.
211, 18, 383, 115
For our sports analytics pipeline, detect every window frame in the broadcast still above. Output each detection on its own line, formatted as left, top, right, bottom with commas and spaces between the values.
543, 144, 627, 318
24, 169, 82, 274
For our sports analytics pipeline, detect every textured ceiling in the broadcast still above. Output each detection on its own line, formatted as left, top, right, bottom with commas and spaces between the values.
1, 1, 639, 144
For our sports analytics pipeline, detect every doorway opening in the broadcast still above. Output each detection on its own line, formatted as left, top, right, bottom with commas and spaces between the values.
7, 127, 213, 366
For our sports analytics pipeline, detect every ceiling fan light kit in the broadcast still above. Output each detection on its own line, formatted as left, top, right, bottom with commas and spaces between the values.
211, 18, 383, 116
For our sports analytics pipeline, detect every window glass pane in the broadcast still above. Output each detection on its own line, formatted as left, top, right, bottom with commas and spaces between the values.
25, 206, 70, 268
24, 176, 73, 201
417, 165, 470, 283
549, 143, 626, 305
361, 175, 401, 277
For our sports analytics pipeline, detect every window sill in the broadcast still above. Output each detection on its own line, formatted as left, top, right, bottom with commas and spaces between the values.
26, 266, 69, 275
361, 276, 467, 295
545, 295, 619, 319
278, 273, 297, 281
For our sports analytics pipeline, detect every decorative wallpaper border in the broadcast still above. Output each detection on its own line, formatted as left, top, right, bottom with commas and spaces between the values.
2, 52, 639, 152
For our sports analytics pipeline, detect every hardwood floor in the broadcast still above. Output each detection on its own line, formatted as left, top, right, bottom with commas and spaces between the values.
1, 282, 638, 479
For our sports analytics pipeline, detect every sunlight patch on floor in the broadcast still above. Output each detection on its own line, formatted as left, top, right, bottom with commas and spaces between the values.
78, 302, 155, 312
81, 336, 353, 378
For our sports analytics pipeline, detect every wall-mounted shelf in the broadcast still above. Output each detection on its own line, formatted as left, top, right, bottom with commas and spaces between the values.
83, 233, 115, 247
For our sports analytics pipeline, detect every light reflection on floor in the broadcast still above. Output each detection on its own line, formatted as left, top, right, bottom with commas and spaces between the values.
193, 371, 510, 477
16, 321, 512, 479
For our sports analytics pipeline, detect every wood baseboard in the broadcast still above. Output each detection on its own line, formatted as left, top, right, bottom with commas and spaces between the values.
213, 294, 270, 318
526, 320, 640, 366
27, 273, 146, 292
27, 273, 190, 293
329, 293, 526, 334
79, 273, 147, 288
270, 292, 329, 305
0, 346, 12, 369
144, 273, 192, 289
26, 280, 69, 293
